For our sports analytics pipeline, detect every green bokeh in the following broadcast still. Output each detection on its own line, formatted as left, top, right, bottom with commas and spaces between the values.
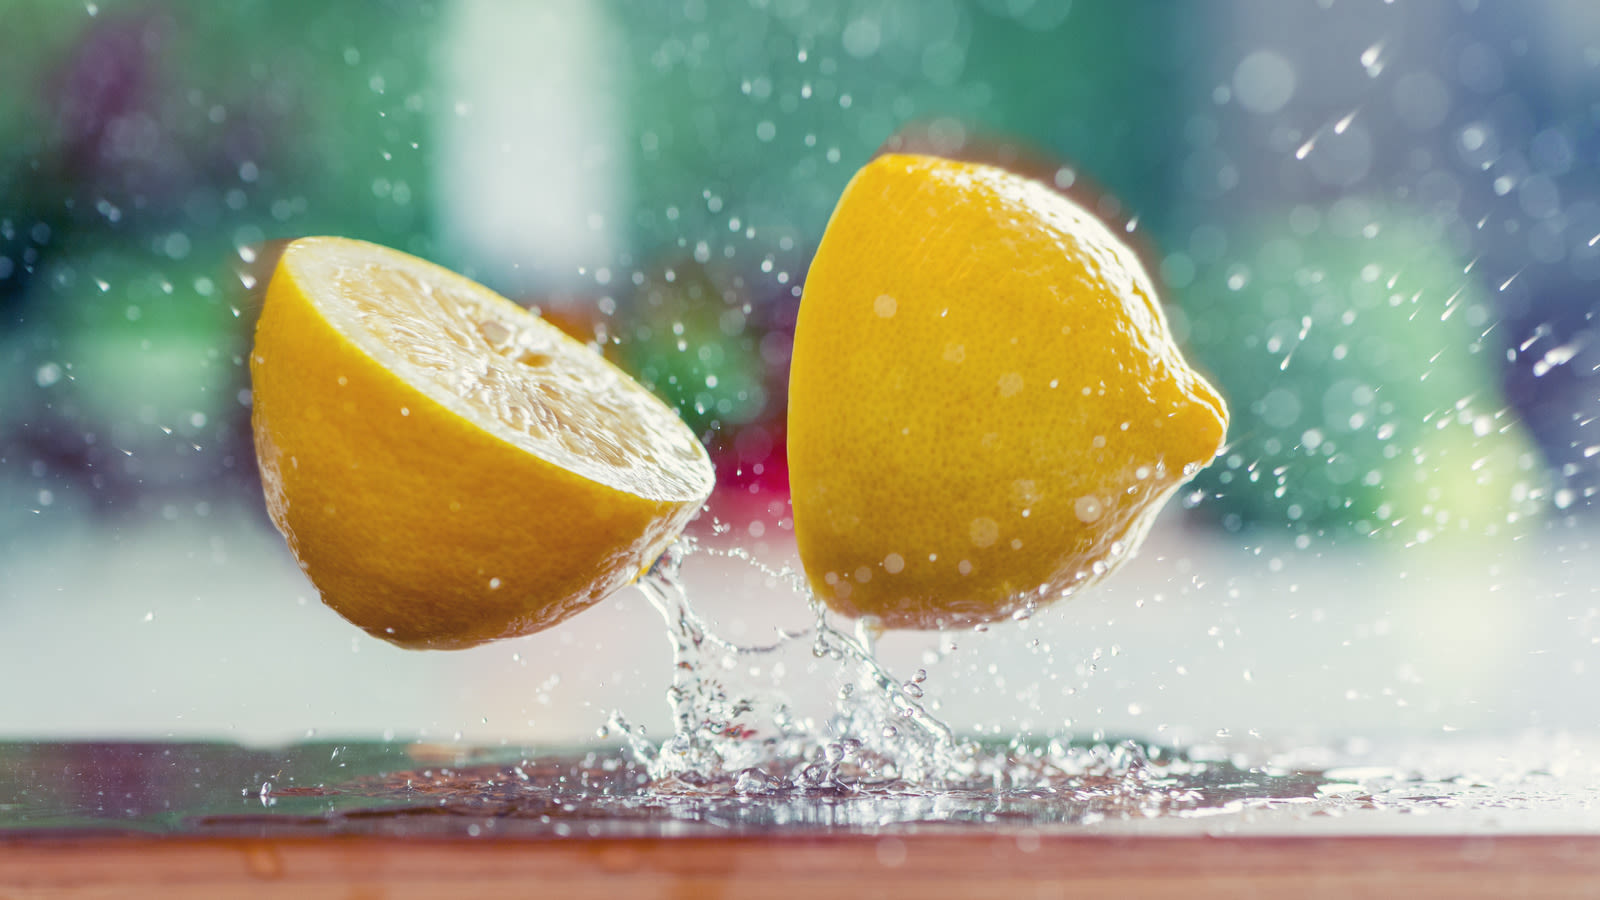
1185, 206, 1549, 542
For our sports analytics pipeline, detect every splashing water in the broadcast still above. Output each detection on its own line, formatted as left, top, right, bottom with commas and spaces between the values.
605, 539, 977, 791
569, 540, 1335, 825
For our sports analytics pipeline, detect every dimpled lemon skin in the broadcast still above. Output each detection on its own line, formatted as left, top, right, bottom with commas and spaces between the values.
788, 154, 1227, 629
250, 238, 712, 650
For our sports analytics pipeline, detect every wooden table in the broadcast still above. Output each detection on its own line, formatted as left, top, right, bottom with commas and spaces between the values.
7, 833, 1600, 898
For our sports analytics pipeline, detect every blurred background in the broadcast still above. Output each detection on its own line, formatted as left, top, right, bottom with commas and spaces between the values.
3, 0, 1599, 749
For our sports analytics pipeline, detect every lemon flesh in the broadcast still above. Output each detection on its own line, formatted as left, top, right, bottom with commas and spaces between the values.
787, 154, 1228, 629
251, 237, 713, 649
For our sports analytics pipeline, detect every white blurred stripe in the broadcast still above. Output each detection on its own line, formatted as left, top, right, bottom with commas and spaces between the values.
436, 0, 627, 298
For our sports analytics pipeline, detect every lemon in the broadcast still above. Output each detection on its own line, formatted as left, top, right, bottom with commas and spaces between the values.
787, 154, 1227, 629
250, 237, 713, 649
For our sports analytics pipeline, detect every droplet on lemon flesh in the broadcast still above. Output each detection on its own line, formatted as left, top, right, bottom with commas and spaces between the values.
787, 154, 1228, 629
250, 237, 713, 649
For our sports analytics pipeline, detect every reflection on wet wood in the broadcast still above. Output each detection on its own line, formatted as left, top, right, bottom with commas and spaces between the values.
5, 833, 1600, 899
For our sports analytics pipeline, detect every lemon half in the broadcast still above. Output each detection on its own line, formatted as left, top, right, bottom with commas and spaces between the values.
250, 237, 713, 649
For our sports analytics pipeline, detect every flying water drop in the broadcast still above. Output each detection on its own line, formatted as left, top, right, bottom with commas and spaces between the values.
1280, 316, 1313, 371
1360, 40, 1386, 77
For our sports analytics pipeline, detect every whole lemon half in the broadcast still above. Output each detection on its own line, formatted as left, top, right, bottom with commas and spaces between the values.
250, 237, 713, 649
787, 154, 1227, 629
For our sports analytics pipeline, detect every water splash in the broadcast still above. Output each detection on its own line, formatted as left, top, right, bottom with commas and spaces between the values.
192, 738, 1335, 835
608, 540, 976, 790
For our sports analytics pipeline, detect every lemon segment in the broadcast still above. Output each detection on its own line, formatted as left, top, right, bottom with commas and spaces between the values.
787, 154, 1227, 629
250, 237, 713, 649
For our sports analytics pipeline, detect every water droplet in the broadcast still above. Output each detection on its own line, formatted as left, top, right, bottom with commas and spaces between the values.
1075, 496, 1104, 523
1360, 40, 1386, 76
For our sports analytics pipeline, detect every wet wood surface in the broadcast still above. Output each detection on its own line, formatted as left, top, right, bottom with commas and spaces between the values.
5, 833, 1600, 898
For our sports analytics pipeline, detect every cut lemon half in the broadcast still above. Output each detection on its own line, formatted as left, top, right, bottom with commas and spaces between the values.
250, 237, 713, 649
